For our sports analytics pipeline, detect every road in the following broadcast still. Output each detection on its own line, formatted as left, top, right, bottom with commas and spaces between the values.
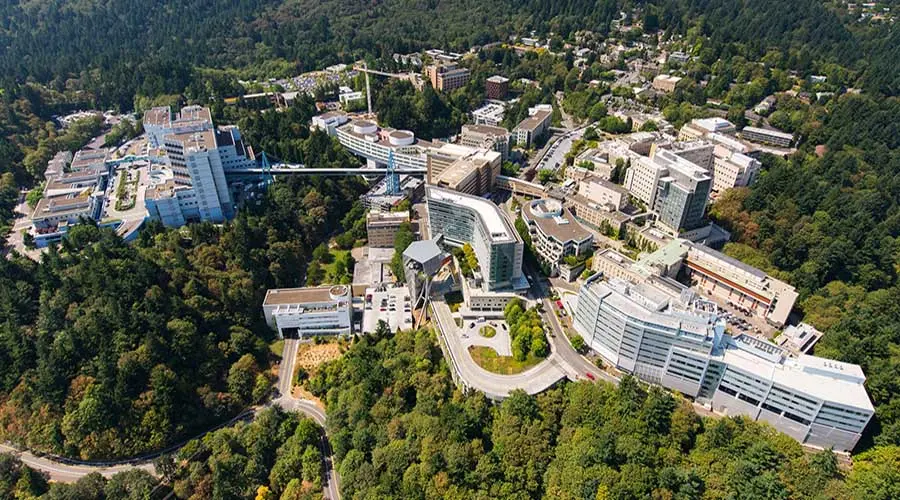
0, 443, 155, 482
273, 339, 341, 500
0, 338, 341, 499
431, 300, 568, 399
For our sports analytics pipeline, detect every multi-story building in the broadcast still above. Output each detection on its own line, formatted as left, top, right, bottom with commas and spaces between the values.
460, 124, 510, 160
623, 153, 666, 207
157, 129, 234, 223
574, 273, 874, 452
485, 75, 510, 100
710, 148, 760, 192
566, 194, 631, 235
513, 104, 552, 148
651, 149, 712, 233
427, 144, 502, 196
678, 118, 736, 141
144, 105, 215, 148
366, 211, 411, 248
263, 286, 353, 338
425, 63, 471, 92
684, 242, 798, 327
143, 106, 256, 227
426, 185, 524, 292
521, 199, 593, 277
311, 111, 350, 135
740, 126, 794, 148
335, 120, 432, 169
652, 74, 682, 93
30, 149, 110, 246
578, 176, 628, 210
471, 103, 506, 127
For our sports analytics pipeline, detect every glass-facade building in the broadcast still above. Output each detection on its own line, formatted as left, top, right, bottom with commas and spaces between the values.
574, 273, 874, 452
426, 186, 524, 291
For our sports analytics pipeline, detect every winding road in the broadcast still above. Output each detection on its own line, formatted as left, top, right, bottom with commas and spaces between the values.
273, 338, 341, 500
0, 338, 342, 500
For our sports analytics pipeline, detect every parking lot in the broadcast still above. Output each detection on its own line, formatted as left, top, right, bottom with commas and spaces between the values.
362, 285, 413, 333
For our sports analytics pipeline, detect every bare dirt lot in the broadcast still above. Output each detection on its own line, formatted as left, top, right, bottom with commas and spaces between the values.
295, 342, 343, 372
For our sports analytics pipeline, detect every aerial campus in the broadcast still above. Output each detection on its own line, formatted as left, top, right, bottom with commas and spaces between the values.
4, 3, 899, 495
10, 54, 872, 458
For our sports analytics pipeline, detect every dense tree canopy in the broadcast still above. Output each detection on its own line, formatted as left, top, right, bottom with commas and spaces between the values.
0, 102, 368, 459
303, 326, 882, 499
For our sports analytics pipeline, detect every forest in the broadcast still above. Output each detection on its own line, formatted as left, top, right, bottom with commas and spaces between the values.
0, 98, 369, 459
709, 93, 900, 448
303, 327, 898, 499
0, 408, 326, 499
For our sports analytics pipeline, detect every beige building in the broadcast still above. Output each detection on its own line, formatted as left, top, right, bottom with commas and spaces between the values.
578, 176, 628, 211
652, 74, 682, 93
566, 193, 630, 234
366, 211, 411, 248
427, 144, 501, 196
460, 124, 510, 160
425, 63, 471, 92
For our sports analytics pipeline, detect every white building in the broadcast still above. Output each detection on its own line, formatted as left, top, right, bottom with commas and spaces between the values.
263, 286, 353, 338
471, 102, 506, 127
426, 185, 526, 293
740, 126, 794, 148
142, 106, 256, 227
311, 111, 350, 135
521, 199, 593, 276
513, 104, 552, 148
335, 119, 431, 169
678, 118, 736, 141
574, 274, 874, 452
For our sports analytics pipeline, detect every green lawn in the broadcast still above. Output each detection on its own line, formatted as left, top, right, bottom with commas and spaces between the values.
269, 339, 285, 358
322, 249, 351, 283
468, 346, 542, 375
479, 325, 497, 338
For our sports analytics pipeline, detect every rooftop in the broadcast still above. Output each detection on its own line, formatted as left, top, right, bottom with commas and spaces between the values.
263, 285, 351, 306
516, 108, 552, 132
742, 126, 794, 140
144, 107, 172, 127
585, 275, 721, 340
523, 199, 593, 244
486, 75, 510, 83
427, 185, 516, 242
685, 241, 766, 279
719, 334, 873, 410
164, 129, 217, 151
462, 123, 510, 137
403, 239, 443, 264
366, 211, 410, 226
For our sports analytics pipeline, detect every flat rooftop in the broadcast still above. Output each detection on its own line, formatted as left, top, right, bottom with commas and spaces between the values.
523, 199, 592, 244
568, 193, 631, 223
263, 285, 351, 306
164, 129, 217, 151
719, 335, 873, 410
742, 126, 794, 140
427, 185, 516, 242
144, 107, 172, 127
516, 109, 551, 132
462, 123, 509, 137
